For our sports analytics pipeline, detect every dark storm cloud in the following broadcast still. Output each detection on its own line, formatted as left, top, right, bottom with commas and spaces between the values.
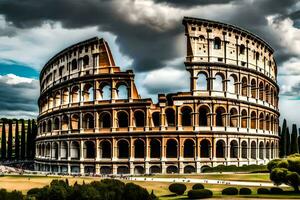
153, 0, 238, 8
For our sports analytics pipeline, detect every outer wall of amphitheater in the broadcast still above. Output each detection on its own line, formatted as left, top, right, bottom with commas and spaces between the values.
35, 17, 280, 175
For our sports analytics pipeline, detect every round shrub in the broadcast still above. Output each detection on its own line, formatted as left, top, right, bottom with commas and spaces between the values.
239, 188, 252, 195
124, 183, 150, 200
188, 189, 213, 199
168, 183, 187, 195
257, 188, 270, 194
192, 183, 204, 190
270, 187, 283, 194
222, 187, 238, 195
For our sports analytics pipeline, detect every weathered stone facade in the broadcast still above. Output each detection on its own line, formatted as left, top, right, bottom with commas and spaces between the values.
35, 17, 280, 175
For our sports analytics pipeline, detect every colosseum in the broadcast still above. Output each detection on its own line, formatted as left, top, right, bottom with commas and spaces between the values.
35, 17, 280, 175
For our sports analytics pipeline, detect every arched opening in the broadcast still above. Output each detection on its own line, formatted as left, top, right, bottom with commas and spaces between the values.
83, 55, 89, 67
117, 166, 129, 174
134, 166, 145, 174
265, 84, 270, 103
134, 110, 145, 127
251, 79, 256, 98
70, 141, 80, 159
214, 74, 223, 91
71, 114, 79, 130
216, 140, 225, 158
100, 140, 111, 158
71, 86, 80, 103
84, 166, 95, 174
184, 165, 196, 173
60, 141, 68, 159
256, 52, 260, 60
117, 111, 128, 128
214, 37, 221, 49
83, 113, 94, 129
241, 77, 248, 96
216, 107, 225, 126
259, 141, 264, 159
199, 106, 209, 126
149, 166, 161, 174
46, 143, 51, 157
53, 117, 60, 130
166, 166, 178, 174
47, 119, 52, 132
181, 106, 192, 126
118, 140, 129, 159
251, 141, 256, 159
184, 139, 195, 158
62, 88, 69, 104
83, 84, 94, 102
227, 75, 237, 93
240, 44, 245, 54
48, 96, 53, 109
134, 139, 145, 158
197, 73, 208, 90
259, 82, 264, 100
230, 140, 238, 158
266, 114, 270, 131
271, 142, 274, 159
166, 139, 178, 158
152, 112, 160, 127
259, 113, 264, 130
84, 141, 95, 159
165, 108, 175, 127
71, 59, 77, 70
62, 115, 69, 130
270, 116, 274, 132
117, 84, 128, 99
229, 108, 238, 127
54, 92, 60, 107
266, 142, 270, 159
241, 141, 247, 159
99, 112, 111, 128
270, 87, 274, 105
52, 142, 58, 159
150, 139, 161, 158
42, 121, 46, 133
101, 84, 111, 100
200, 139, 210, 158
100, 166, 112, 174
251, 111, 256, 129
241, 110, 248, 128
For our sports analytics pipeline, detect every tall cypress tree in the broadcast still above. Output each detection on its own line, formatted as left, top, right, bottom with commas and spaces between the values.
280, 119, 287, 157
291, 124, 299, 154
26, 119, 31, 159
31, 119, 37, 159
286, 127, 291, 156
15, 120, 19, 160
7, 120, 13, 160
1, 122, 6, 160
21, 119, 26, 160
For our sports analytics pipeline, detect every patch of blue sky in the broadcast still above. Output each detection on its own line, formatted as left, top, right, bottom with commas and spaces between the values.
0, 60, 39, 79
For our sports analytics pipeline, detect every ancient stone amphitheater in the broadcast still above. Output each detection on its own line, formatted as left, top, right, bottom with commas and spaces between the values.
35, 17, 280, 175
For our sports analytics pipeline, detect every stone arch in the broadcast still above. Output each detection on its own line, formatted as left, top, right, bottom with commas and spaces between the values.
200, 139, 211, 158
70, 141, 80, 159
83, 113, 94, 129
251, 79, 256, 98
84, 141, 95, 159
166, 139, 178, 158
134, 139, 145, 158
165, 108, 175, 127
228, 74, 238, 93
259, 141, 264, 159
152, 112, 160, 127
54, 91, 60, 107
229, 107, 238, 127
117, 166, 129, 174
241, 109, 248, 128
213, 37, 221, 49
48, 96, 53, 109
150, 139, 161, 158
184, 165, 196, 173
46, 143, 51, 157
199, 105, 209, 126
271, 142, 274, 159
53, 117, 60, 130
83, 83, 94, 102
62, 115, 69, 130
83, 55, 89, 66
99, 140, 111, 158
266, 114, 270, 131
52, 142, 58, 159
270, 87, 274, 105
100, 166, 112, 174
240, 44, 245, 54
134, 110, 145, 127
71, 59, 77, 70
215, 106, 226, 126
149, 166, 161, 174
100, 84, 111, 100
62, 88, 69, 104
71, 86, 80, 103
214, 74, 224, 91
259, 113, 264, 130
216, 140, 225, 158
118, 139, 129, 159
270, 115, 274, 132
184, 139, 195, 158
166, 165, 178, 174
181, 106, 192, 126
230, 140, 238, 158
47, 119, 52, 132
134, 166, 145, 174
99, 112, 111, 128
265, 84, 270, 103
42, 121, 46, 133
116, 83, 128, 99
251, 111, 256, 129
241, 77, 248, 96
251, 141, 256, 159
241, 141, 247, 159
71, 114, 79, 130
60, 141, 68, 159
266, 141, 270, 159
117, 111, 129, 128
259, 82, 264, 100
197, 72, 208, 90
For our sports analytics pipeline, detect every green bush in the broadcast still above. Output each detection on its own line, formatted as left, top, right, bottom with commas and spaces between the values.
7, 190, 24, 200
192, 183, 204, 190
222, 187, 238, 195
27, 188, 41, 196
123, 183, 150, 200
270, 187, 283, 194
239, 188, 252, 195
0, 189, 8, 200
188, 189, 213, 199
257, 188, 270, 194
168, 183, 187, 195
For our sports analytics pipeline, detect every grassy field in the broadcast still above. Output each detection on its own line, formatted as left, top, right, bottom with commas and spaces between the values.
0, 174, 299, 199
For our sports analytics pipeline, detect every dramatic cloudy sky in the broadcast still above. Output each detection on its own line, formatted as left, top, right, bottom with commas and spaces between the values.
0, 0, 299, 126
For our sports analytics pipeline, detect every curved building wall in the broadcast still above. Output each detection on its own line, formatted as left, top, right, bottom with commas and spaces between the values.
35, 17, 280, 175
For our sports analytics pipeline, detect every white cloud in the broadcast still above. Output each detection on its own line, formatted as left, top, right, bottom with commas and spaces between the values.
0, 73, 34, 85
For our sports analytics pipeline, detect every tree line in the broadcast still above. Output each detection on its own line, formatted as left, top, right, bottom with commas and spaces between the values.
0, 118, 37, 161
279, 119, 300, 157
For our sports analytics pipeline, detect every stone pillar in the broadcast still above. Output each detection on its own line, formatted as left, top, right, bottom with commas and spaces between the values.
80, 140, 84, 161
95, 140, 100, 161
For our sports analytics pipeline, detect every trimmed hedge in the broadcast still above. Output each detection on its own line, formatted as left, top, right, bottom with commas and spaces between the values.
239, 188, 252, 195
192, 183, 204, 190
168, 183, 187, 195
270, 187, 283, 194
222, 187, 238, 195
188, 189, 213, 199
257, 188, 270, 194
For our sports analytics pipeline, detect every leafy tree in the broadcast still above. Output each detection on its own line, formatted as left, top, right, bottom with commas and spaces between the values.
14, 120, 19, 159
287, 127, 291, 156
280, 119, 287, 157
7, 120, 13, 160
21, 119, 26, 159
1, 122, 6, 160
291, 124, 299, 154
31, 119, 38, 158
26, 119, 31, 159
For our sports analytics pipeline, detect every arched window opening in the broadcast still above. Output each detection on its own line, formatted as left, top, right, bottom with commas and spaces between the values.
181, 106, 192, 126
265, 85, 270, 103
71, 86, 80, 103
62, 115, 69, 130
251, 141, 256, 159
134, 110, 145, 127
42, 121, 47, 133
134, 139, 145, 158
271, 142, 274, 159
259, 142, 264, 159
71, 114, 79, 130
62, 89, 69, 104
270, 116, 274, 132
149, 166, 161, 174
259, 113, 264, 130
184, 165, 195, 174
241, 141, 247, 159
99, 112, 111, 128
53, 117, 59, 130
199, 106, 209, 126
214, 37, 221, 49
259, 82, 264, 100
256, 52, 260, 60
166, 166, 178, 174
165, 108, 175, 127
117, 111, 128, 128
150, 139, 161, 158
52, 142, 58, 159
200, 139, 210, 158
214, 74, 223, 91
251, 111, 256, 129
230, 140, 238, 158
47, 119, 52, 132
60, 141, 68, 159
242, 77, 248, 96
46, 143, 51, 157
251, 79, 256, 98
83, 55, 89, 67
71, 59, 77, 70
152, 112, 160, 127
270, 87, 274, 105
266, 114, 270, 131
227, 75, 237, 93
83, 84, 94, 102
117, 84, 128, 99
101, 85, 111, 100
83, 113, 94, 129
70, 141, 80, 159
48, 97, 53, 109
54, 92, 60, 107
216, 107, 225, 127
118, 140, 129, 159
241, 110, 248, 128
84, 141, 95, 159
266, 142, 270, 159
216, 140, 225, 158
100, 140, 111, 158
166, 139, 178, 158
240, 44, 245, 55
184, 139, 195, 158
197, 73, 208, 90
229, 108, 238, 127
